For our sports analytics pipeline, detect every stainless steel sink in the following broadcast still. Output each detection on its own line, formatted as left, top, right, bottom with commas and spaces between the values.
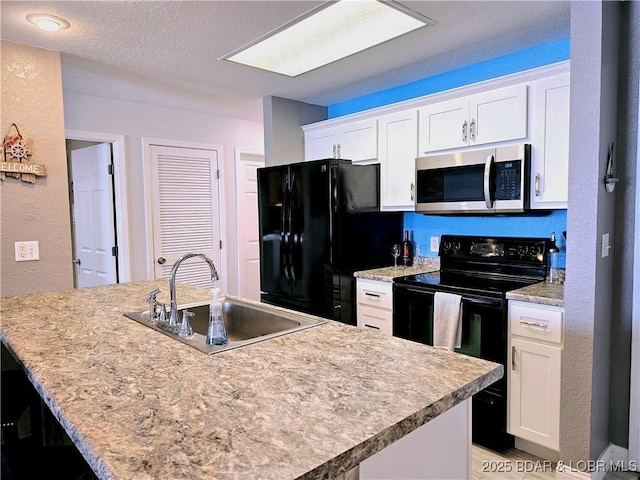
124, 295, 326, 354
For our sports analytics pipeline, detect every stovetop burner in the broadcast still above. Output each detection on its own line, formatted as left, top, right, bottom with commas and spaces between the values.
394, 270, 541, 298
395, 235, 550, 297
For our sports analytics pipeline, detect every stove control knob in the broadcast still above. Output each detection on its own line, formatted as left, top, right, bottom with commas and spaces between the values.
452, 242, 461, 252
517, 245, 528, 256
442, 241, 452, 252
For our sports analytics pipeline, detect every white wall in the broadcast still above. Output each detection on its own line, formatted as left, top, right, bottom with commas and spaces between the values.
562, 1, 620, 463
1, 41, 74, 296
62, 59, 264, 292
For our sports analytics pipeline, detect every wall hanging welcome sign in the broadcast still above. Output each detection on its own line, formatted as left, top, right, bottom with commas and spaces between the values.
1, 123, 47, 184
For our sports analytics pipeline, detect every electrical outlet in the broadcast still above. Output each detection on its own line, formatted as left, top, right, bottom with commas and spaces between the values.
15, 241, 39, 262
430, 236, 440, 253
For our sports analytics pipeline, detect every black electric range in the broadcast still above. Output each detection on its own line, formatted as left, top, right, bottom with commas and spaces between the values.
393, 235, 550, 451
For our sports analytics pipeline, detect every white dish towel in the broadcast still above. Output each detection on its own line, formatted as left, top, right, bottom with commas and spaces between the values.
433, 292, 463, 351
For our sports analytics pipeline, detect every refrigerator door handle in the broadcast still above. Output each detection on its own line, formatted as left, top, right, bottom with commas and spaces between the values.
332, 165, 338, 213
281, 175, 291, 280
289, 173, 299, 282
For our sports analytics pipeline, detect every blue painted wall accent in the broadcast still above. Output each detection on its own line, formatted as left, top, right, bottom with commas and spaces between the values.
404, 210, 567, 266
326, 39, 571, 266
328, 38, 570, 118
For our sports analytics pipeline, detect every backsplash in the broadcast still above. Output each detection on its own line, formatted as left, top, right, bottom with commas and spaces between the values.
403, 209, 567, 267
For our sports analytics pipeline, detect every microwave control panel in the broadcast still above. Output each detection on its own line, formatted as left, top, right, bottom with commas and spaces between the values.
494, 160, 522, 200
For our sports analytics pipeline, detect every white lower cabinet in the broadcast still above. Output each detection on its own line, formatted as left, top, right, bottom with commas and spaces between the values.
356, 278, 393, 335
508, 301, 563, 451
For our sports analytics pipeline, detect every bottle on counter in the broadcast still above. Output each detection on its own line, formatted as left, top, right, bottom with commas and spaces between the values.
402, 230, 413, 267
206, 288, 228, 345
547, 232, 562, 284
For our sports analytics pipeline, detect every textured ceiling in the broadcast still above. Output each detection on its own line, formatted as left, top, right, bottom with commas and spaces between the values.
0, 1, 571, 122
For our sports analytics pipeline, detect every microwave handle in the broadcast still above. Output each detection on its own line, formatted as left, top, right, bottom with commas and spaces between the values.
483, 154, 495, 209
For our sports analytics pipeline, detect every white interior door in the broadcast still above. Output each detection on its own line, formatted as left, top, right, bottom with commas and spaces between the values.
149, 145, 222, 289
70, 143, 118, 288
235, 149, 264, 301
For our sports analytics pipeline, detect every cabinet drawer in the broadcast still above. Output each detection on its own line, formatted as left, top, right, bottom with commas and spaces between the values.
509, 301, 563, 344
357, 304, 393, 335
357, 279, 393, 310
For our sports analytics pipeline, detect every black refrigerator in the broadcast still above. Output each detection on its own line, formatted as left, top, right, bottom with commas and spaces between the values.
258, 159, 402, 325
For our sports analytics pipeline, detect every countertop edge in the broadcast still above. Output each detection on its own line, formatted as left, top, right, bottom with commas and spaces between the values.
299, 364, 503, 480
0, 333, 115, 480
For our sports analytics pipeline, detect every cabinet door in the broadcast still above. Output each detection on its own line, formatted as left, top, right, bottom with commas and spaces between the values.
418, 97, 469, 154
305, 127, 338, 161
338, 118, 378, 162
529, 73, 570, 209
379, 110, 418, 211
508, 337, 561, 451
469, 84, 528, 146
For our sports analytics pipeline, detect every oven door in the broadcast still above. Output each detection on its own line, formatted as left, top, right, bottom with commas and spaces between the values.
392, 282, 514, 450
392, 283, 505, 362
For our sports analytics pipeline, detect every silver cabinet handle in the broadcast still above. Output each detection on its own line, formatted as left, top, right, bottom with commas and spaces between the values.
535, 173, 541, 196
365, 292, 381, 298
410, 182, 415, 201
519, 319, 549, 330
157, 257, 167, 265
512, 346, 517, 370
462, 121, 468, 142
469, 119, 476, 141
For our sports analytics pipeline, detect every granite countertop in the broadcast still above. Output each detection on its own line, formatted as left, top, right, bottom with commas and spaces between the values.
506, 280, 565, 307
0, 280, 501, 480
354, 258, 440, 282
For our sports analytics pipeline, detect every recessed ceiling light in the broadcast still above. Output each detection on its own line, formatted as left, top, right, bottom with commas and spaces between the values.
219, 0, 434, 77
26, 13, 71, 32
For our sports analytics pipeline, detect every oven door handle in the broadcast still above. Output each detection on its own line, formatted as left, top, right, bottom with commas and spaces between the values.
394, 285, 503, 308
462, 297, 503, 308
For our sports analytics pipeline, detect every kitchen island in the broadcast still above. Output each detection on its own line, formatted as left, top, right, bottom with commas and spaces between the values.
0, 280, 502, 480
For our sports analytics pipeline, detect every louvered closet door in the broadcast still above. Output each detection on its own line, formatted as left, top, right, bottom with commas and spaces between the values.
150, 145, 222, 289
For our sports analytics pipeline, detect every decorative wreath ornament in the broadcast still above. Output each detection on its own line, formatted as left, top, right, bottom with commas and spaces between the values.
1, 123, 46, 184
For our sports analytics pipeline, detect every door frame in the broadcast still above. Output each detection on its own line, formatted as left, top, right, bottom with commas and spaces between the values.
142, 137, 227, 292
234, 147, 264, 299
629, 76, 640, 466
65, 129, 131, 283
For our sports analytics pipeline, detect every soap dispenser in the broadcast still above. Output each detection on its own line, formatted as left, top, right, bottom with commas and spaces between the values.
206, 288, 227, 345
547, 232, 562, 284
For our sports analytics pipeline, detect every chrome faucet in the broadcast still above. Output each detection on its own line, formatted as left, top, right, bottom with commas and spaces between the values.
168, 253, 219, 327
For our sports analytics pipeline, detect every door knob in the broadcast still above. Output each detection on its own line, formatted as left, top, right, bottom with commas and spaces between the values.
72, 258, 81, 265
157, 257, 166, 265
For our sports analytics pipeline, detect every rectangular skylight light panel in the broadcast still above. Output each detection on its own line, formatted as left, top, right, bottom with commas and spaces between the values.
220, 0, 433, 77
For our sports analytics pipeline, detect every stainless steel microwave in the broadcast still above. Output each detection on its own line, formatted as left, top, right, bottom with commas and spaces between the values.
415, 144, 531, 214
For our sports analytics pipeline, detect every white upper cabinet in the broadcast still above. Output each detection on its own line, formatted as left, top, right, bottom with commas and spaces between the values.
528, 73, 570, 209
418, 84, 528, 154
304, 118, 377, 162
378, 109, 418, 211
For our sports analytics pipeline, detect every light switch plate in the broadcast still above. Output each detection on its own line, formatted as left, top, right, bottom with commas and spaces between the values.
15, 241, 39, 261
430, 236, 440, 253
601, 233, 610, 258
